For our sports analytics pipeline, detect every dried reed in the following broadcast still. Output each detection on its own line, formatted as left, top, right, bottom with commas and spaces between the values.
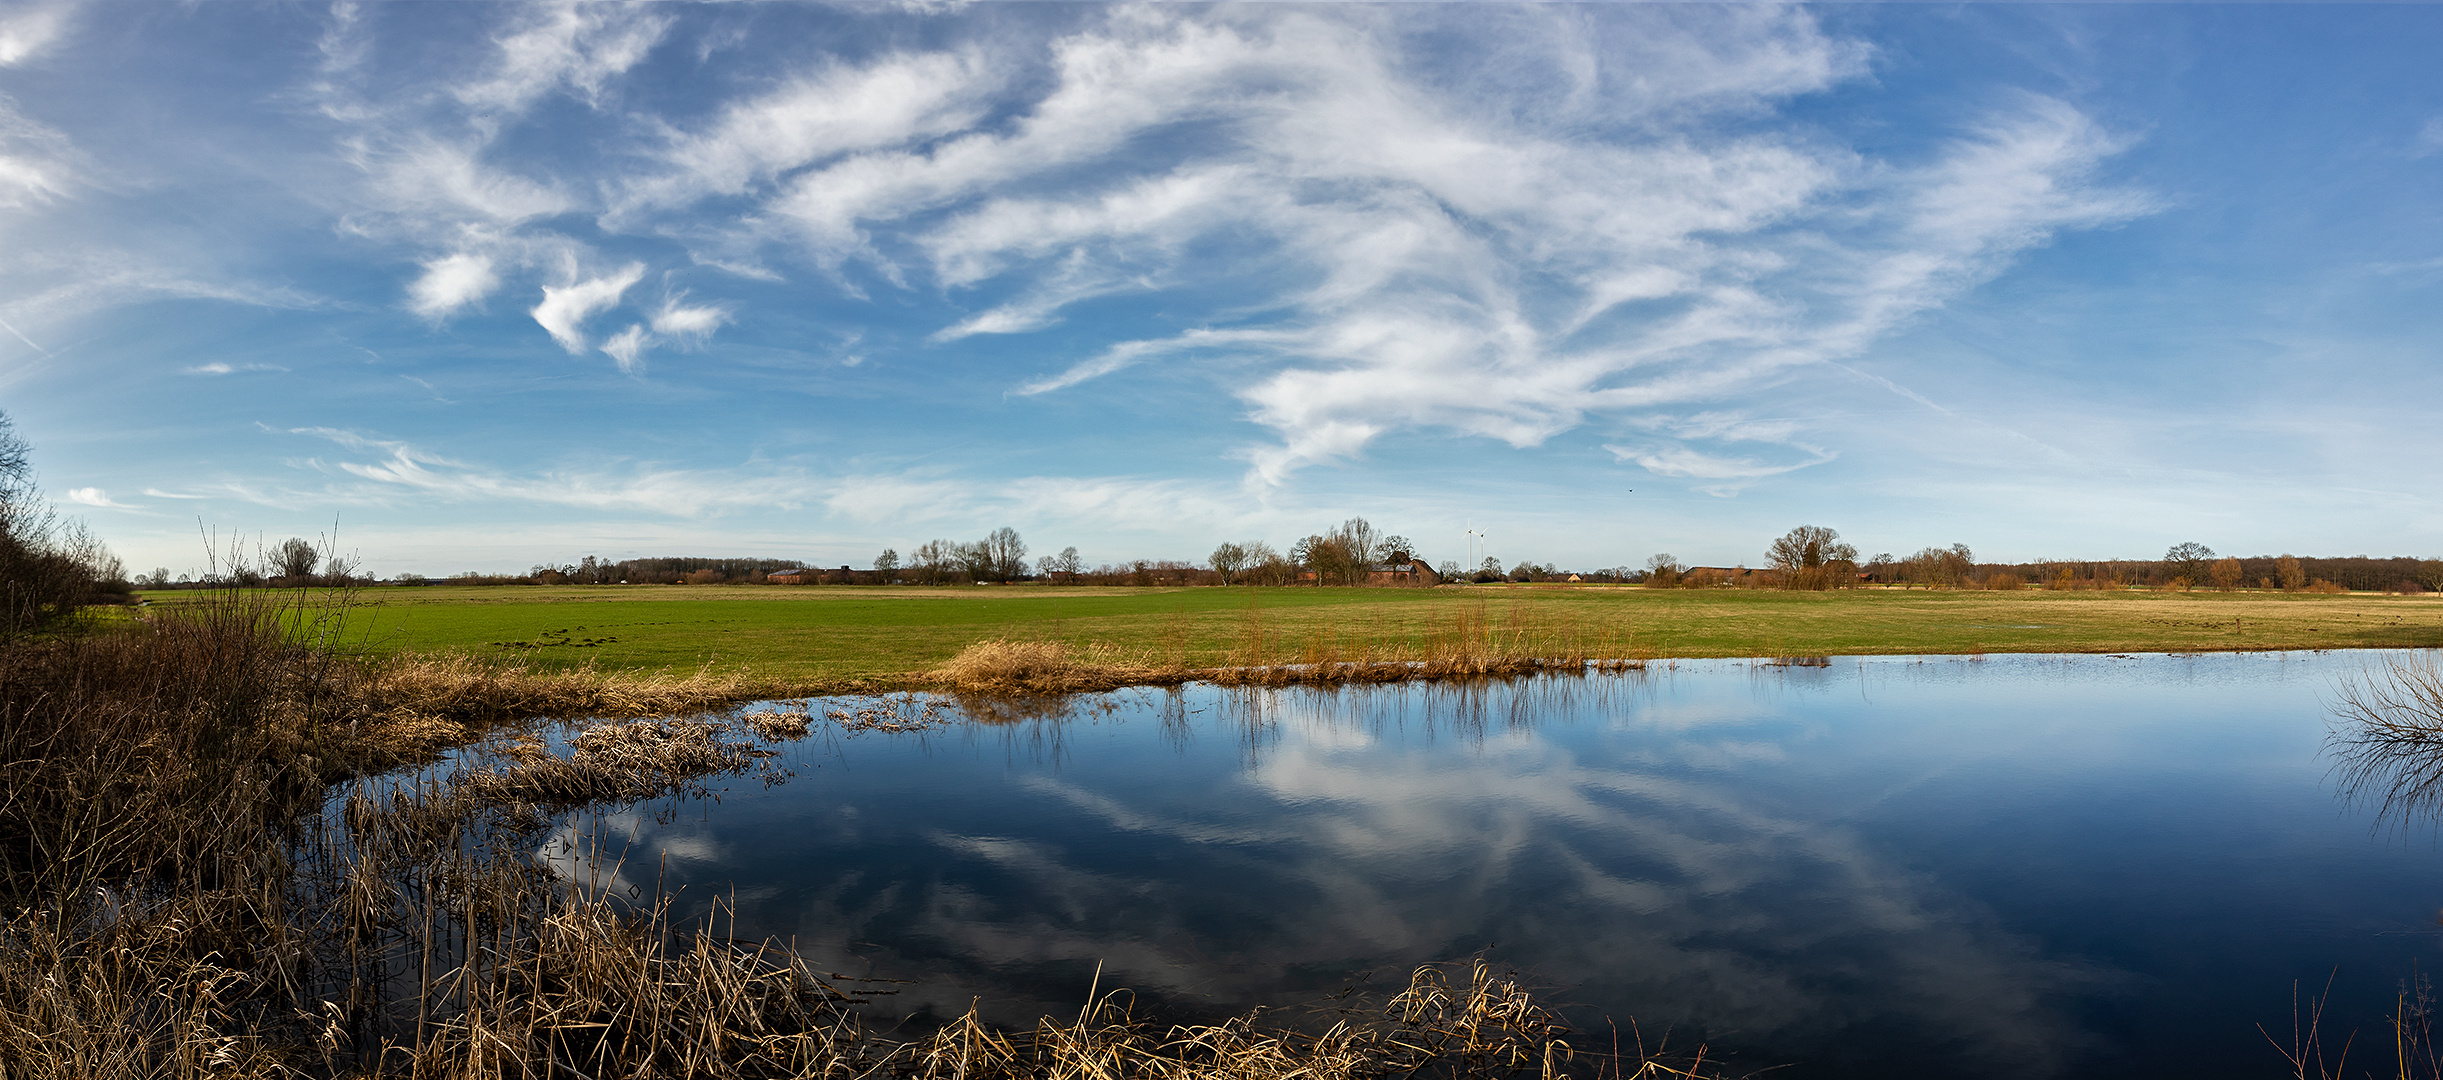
929, 602, 1648, 697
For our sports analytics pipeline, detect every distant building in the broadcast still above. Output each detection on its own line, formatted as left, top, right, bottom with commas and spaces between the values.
1364, 558, 1440, 587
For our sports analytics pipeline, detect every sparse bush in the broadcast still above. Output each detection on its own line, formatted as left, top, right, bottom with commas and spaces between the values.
0, 411, 119, 635
1643, 553, 1684, 588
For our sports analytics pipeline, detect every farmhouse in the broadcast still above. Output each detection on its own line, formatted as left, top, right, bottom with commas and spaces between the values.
1364, 558, 1441, 587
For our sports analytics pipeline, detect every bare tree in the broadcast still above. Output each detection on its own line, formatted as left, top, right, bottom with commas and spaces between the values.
912, 540, 957, 585
983, 526, 1027, 582
1380, 534, 1417, 563
2162, 541, 2215, 586
1338, 517, 1383, 567
2208, 557, 2245, 592
874, 549, 900, 580
1210, 541, 1250, 584
1900, 544, 1974, 588
1644, 553, 1685, 587
272, 537, 320, 582
1245, 542, 1293, 585
1766, 525, 1858, 590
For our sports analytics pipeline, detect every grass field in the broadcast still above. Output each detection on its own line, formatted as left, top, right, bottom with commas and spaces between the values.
139, 583, 2443, 690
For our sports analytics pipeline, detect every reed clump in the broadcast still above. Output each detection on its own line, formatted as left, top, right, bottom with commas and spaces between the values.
455, 717, 776, 808
931, 602, 1648, 697
929, 638, 1178, 693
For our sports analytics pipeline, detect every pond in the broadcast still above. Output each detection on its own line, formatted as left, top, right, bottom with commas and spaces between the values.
541, 652, 2443, 1079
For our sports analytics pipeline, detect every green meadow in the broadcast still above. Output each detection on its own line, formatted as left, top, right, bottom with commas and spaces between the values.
142, 583, 2443, 689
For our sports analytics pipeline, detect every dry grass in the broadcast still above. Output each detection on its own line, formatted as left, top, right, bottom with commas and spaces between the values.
929, 602, 1648, 696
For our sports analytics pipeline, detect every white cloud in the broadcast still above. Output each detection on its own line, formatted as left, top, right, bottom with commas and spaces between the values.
0, 2, 71, 67
456, 3, 671, 120
182, 362, 287, 376
353, 138, 571, 226
599, 323, 647, 374
66, 486, 127, 508
1608, 443, 1836, 484
530, 262, 643, 353
1015, 328, 1282, 397
648, 296, 728, 339
645, 8, 2141, 486
613, 48, 994, 220
407, 251, 498, 318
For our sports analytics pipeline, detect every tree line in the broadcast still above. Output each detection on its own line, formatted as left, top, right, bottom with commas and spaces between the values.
125, 506, 2443, 595
1639, 525, 2443, 594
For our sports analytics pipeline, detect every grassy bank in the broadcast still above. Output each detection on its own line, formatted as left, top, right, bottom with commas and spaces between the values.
149, 583, 2443, 690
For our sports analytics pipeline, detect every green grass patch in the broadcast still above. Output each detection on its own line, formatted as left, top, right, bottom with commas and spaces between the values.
140, 584, 2443, 687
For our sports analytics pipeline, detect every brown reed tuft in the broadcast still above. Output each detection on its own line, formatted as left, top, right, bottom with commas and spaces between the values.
930, 601, 1648, 697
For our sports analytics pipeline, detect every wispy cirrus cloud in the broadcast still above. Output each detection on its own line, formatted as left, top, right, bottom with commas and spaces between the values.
183, 362, 289, 376
284, 426, 787, 517
864, 13, 2142, 485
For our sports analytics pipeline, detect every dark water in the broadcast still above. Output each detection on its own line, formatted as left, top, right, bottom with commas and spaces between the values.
540, 652, 2443, 1078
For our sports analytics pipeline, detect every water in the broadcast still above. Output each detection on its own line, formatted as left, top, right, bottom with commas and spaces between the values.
541, 652, 2443, 1078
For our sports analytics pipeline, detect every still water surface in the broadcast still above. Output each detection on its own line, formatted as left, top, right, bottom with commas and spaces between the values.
548, 652, 2443, 1078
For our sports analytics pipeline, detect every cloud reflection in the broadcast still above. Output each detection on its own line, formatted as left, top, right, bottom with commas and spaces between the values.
541, 675, 2108, 1075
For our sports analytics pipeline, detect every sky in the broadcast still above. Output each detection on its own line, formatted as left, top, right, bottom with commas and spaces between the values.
2, 2, 2441, 578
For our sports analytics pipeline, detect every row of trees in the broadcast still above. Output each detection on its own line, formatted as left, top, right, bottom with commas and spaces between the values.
165, 511, 2441, 595
1633, 526, 2443, 593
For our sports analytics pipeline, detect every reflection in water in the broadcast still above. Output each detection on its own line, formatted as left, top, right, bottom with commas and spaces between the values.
2327, 654, 2443, 828
540, 654, 2426, 1079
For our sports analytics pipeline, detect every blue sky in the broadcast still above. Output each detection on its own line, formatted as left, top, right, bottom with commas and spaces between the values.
3, 2, 2440, 578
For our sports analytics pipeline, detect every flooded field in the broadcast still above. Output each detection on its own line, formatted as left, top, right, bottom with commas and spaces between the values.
547, 653, 2443, 1078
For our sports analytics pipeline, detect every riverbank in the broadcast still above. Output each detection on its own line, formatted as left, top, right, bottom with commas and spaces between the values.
139, 583, 2443, 693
